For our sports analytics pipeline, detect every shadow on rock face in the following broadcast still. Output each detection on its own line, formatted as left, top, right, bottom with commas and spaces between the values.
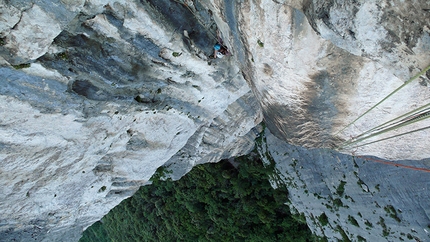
145, 0, 214, 55
260, 68, 349, 150
261, 102, 340, 149
71, 80, 110, 101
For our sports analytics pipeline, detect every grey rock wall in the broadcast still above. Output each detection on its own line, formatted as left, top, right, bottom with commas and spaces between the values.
0, 0, 261, 241
262, 128, 430, 241
235, 0, 430, 160
0, 0, 429, 241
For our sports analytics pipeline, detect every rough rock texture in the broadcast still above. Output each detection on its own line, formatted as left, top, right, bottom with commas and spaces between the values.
261, 128, 430, 242
0, 0, 261, 241
236, 0, 430, 160
0, 0, 429, 241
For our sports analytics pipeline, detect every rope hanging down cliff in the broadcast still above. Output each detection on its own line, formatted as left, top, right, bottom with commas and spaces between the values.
339, 108, 430, 150
335, 64, 430, 136
357, 156, 430, 173
346, 102, 430, 142
339, 103, 430, 149
335, 64, 430, 150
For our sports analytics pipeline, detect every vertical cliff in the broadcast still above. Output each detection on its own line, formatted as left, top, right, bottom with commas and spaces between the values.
1, 0, 429, 241
260, 128, 430, 241
0, 0, 261, 241
240, 1, 430, 240
235, 0, 430, 160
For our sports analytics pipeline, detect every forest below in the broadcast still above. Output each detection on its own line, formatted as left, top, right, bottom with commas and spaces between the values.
79, 152, 315, 241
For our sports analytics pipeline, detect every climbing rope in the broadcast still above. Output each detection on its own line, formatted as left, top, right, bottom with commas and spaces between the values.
340, 112, 430, 149
350, 103, 430, 141
339, 104, 430, 149
347, 125, 430, 151
336, 64, 430, 136
357, 156, 430, 173
333, 64, 430, 173
335, 64, 430, 151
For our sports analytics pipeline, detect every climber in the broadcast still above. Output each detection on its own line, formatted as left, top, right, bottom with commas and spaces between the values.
213, 43, 229, 58
212, 30, 230, 59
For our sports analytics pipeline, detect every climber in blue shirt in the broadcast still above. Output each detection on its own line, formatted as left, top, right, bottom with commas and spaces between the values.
213, 30, 230, 59
213, 43, 229, 59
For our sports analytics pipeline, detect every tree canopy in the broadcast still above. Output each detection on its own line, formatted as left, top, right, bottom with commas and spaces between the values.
80, 153, 313, 242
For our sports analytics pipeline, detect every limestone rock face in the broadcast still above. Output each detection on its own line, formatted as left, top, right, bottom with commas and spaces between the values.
262, 129, 430, 242
0, 0, 429, 241
1, 0, 85, 64
234, 0, 430, 160
0, 0, 261, 241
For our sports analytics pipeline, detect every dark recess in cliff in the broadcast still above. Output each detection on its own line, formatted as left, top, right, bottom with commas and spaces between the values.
144, 0, 214, 55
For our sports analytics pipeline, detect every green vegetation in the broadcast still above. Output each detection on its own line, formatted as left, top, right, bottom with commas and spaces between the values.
292, 212, 307, 224
348, 215, 359, 227
364, 219, 373, 229
57, 52, 68, 60
375, 184, 380, 192
134, 95, 145, 103
336, 180, 347, 196
257, 39, 264, 47
80, 221, 109, 242
12, 63, 31, 69
336, 225, 351, 242
333, 198, 343, 209
316, 236, 329, 242
357, 235, 367, 242
314, 193, 323, 199
324, 203, 333, 210
352, 158, 359, 168
172, 52, 182, 57
318, 213, 329, 226
80, 153, 313, 242
384, 205, 401, 222
98, 186, 106, 192
378, 217, 390, 237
